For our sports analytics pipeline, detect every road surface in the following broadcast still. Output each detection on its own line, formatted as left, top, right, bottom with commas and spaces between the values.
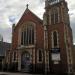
0, 72, 42, 75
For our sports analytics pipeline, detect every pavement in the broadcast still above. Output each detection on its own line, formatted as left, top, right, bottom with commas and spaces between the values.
0, 72, 42, 75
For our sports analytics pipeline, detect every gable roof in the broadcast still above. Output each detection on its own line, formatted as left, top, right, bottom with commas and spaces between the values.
25, 8, 43, 22
14, 8, 43, 30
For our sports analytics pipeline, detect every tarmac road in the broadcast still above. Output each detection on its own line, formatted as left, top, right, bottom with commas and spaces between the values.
0, 72, 42, 75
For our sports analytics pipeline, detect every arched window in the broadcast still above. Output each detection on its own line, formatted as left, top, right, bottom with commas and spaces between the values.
52, 31, 59, 48
55, 8, 59, 23
13, 52, 16, 61
51, 7, 59, 24
21, 24, 34, 46
39, 50, 42, 62
53, 31, 58, 47
21, 32, 23, 45
51, 11, 55, 24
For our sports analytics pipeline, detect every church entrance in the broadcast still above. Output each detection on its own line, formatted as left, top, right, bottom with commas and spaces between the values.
21, 51, 30, 72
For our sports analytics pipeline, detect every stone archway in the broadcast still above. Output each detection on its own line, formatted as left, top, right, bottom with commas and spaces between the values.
21, 51, 30, 72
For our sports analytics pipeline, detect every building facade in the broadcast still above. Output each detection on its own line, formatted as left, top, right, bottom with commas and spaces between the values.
7, 0, 74, 74
0, 36, 11, 71
73, 45, 75, 72
43, 0, 74, 74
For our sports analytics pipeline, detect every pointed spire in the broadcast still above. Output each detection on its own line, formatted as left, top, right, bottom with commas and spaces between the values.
26, 4, 29, 9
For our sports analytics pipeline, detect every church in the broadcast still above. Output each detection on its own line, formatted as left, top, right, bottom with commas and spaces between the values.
6, 0, 74, 74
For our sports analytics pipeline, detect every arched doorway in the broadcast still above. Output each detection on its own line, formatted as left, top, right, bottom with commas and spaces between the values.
21, 51, 30, 72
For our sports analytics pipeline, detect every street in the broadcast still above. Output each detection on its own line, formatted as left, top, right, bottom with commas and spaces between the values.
0, 72, 42, 75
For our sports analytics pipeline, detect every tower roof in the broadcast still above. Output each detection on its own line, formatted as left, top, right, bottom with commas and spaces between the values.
45, 0, 65, 7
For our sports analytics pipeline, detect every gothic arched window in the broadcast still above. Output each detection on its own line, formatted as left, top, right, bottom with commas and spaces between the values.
13, 52, 16, 61
52, 31, 59, 48
39, 50, 42, 62
55, 9, 59, 23
21, 32, 23, 45
21, 24, 34, 46
51, 7, 59, 24
53, 31, 58, 47
51, 11, 55, 24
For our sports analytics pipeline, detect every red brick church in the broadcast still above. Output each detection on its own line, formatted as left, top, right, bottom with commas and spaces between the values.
6, 0, 74, 74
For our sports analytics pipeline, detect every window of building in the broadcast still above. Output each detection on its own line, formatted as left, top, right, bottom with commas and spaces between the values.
32, 27, 34, 44
21, 32, 23, 45
13, 52, 16, 61
51, 8, 59, 24
10, 52, 12, 62
21, 24, 34, 46
52, 31, 59, 48
53, 31, 58, 47
51, 13, 55, 25
39, 50, 42, 62
55, 12, 59, 23
24, 30, 26, 45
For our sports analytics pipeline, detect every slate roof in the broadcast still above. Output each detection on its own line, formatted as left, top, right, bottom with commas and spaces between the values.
0, 41, 11, 56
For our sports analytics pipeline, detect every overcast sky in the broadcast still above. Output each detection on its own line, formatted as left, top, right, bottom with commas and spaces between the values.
0, 0, 75, 44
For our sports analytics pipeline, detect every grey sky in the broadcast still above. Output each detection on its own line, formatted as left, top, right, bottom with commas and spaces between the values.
0, 0, 75, 44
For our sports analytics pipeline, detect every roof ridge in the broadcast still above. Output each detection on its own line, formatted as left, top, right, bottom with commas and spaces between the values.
26, 9, 42, 21
14, 8, 43, 30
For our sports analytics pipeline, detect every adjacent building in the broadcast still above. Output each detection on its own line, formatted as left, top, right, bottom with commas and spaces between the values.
0, 35, 11, 70
7, 0, 74, 74
73, 45, 75, 72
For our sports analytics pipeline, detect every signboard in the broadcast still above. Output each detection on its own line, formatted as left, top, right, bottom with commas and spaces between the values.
51, 53, 60, 61
54, 61, 59, 64
51, 48, 60, 53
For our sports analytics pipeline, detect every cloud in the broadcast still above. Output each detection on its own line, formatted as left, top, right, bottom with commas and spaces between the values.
0, 0, 75, 44
0, 0, 45, 43
66, 0, 75, 44
70, 14, 75, 44
0, 27, 12, 43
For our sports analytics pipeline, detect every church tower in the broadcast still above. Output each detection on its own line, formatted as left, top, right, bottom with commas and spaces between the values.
43, 0, 73, 74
